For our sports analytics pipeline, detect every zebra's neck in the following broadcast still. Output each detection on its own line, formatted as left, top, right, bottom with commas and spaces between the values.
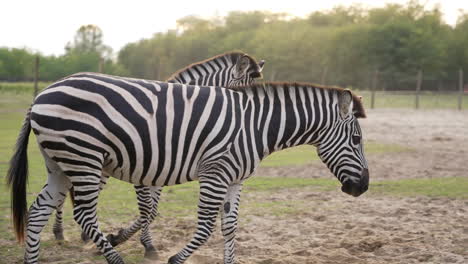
240, 83, 339, 159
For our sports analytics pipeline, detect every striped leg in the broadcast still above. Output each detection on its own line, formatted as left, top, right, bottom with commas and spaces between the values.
60, 158, 124, 264
221, 184, 243, 264
107, 186, 162, 259
52, 197, 66, 241
24, 158, 71, 263
140, 186, 162, 258
168, 177, 228, 264
72, 178, 124, 264
80, 176, 109, 243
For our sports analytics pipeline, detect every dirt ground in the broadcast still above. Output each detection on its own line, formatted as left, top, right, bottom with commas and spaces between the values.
139, 109, 468, 264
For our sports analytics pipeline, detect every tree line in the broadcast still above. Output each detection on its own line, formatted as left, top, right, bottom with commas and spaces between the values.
1, 1, 467, 90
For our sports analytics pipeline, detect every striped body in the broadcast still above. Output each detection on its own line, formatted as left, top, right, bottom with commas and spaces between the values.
32, 74, 244, 187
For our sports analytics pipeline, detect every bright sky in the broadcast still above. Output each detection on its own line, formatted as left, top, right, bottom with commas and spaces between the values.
1, 0, 466, 56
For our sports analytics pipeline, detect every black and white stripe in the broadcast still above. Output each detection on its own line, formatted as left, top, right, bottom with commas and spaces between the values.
8, 77, 369, 264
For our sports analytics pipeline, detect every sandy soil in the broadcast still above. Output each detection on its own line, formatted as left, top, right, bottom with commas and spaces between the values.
145, 109, 468, 264
149, 191, 467, 264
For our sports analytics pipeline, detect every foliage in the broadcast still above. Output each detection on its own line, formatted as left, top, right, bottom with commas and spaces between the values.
116, 2, 467, 89
65, 24, 112, 58
0, 25, 126, 82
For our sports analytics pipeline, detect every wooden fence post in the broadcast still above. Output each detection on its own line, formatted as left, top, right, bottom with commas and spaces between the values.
371, 70, 378, 109
33, 55, 39, 97
459, 69, 464, 110
98, 57, 104, 73
415, 70, 422, 109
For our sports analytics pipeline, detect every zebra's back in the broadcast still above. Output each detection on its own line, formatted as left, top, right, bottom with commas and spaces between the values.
30, 73, 244, 186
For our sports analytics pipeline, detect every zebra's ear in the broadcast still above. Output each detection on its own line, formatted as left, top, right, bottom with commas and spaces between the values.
236, 56, 250, 73
339, 89, 354, 119
258, 60, 265, 72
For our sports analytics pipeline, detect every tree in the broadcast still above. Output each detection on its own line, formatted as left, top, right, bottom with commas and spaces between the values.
65, 24, 112, 58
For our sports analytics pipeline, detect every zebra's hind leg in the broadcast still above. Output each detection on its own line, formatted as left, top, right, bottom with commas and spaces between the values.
168, 177, 228, 264
81, 176, 109, 243
221, 184, 243, 264
71, 176, 124, 264
24, 158, 71, 263
52, 196, 66, 241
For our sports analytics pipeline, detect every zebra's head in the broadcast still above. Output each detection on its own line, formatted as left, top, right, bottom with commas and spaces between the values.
316, 89, 369, 197
229, 53, 265, 86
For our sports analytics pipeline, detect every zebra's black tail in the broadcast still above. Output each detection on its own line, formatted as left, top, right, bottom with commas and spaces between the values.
6, 108, 32, 243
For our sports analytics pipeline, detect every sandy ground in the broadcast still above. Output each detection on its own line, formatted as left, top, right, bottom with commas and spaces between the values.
135, 109, 468, 264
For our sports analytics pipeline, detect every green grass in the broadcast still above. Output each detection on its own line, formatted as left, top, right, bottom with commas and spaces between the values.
0, 82, 50, 94
371, 177, 468, 198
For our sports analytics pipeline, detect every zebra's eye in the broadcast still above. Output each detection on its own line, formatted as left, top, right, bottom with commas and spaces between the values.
352, 135, 361, 145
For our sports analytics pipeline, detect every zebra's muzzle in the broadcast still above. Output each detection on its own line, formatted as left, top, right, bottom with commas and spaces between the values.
341, 168, 369, 197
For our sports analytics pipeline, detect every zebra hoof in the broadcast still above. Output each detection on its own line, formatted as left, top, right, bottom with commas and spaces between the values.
168, 255, 180, 264
106, 233, 118, 247
53, 228, 64, 241
144, 246, 158, 260
106, 229, 125, 247
81, 231, 90, 243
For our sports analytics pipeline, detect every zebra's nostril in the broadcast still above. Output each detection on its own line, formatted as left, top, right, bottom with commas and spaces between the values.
362, 184, 368, 193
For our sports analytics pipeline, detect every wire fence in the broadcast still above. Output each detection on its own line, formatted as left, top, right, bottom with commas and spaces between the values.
1, 57, 467, 110
356, 90, 468, 110
354, 69, 467, 110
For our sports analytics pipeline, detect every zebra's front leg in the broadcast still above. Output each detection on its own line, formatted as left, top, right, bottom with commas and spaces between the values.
168, 177, 228, 264
106, 186, 160, 253
140, 186, 162, 259
221, 183, 243, 264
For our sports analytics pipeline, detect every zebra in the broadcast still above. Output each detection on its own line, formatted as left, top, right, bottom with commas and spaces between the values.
167, 51, 265, 86
7, 76, 369, 264
49, 51, 266, 257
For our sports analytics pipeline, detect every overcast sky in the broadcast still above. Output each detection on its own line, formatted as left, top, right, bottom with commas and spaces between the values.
1, 0, 467, 56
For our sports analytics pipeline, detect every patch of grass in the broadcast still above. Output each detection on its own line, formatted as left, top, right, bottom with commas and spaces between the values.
371, 177, 468, 198
0, 82, 50, 94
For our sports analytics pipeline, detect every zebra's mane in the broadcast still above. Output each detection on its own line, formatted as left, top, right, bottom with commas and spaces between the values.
165, 51, 259, 81
230, 82, 367, 119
